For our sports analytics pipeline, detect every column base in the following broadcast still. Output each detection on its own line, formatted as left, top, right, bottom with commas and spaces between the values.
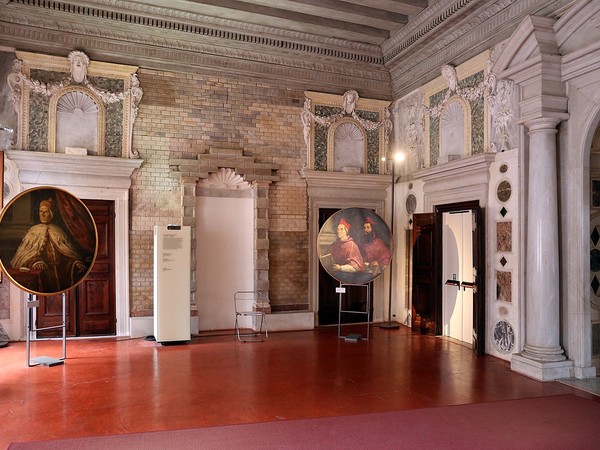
573, 365, 597, 379
511, 353, 574, 381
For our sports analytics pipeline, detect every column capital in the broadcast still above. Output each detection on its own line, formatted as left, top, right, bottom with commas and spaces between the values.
521, 116, 563, 133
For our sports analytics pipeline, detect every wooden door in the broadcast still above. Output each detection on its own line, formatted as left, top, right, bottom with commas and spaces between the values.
412, 204, 486, 354
36, 199, 115, 337
411, 213, 437, 334
471, 207, 485, 356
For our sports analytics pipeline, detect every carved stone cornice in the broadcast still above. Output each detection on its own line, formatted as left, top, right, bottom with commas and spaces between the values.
0, 0, 573, 100
386, 0, 572, 98
0, 20, 392, 99
0, 2, 382, 63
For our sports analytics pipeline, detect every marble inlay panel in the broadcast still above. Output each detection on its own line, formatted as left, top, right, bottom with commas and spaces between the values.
26, 69, 126, 156
356, 110, 381, 174
496, 221, 512, 252
493, 319, 515, 353
464, 71, 484, 155
593, 322, 600, 356
496, 270, 512, 302
428, 90, 446, 166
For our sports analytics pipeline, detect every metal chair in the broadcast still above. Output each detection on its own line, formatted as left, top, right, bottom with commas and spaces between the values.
234, 290, 268, 342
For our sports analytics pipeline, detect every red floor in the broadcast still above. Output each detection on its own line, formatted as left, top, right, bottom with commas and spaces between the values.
0, 326, 595, 448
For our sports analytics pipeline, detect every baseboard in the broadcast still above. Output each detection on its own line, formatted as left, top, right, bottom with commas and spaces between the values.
267, 311, 314, 331
129, 316, 199, 339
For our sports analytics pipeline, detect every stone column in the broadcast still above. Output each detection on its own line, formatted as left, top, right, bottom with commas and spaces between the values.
491, 14, 573, 380
511, 116, 573, 379
521, 118, 564, 360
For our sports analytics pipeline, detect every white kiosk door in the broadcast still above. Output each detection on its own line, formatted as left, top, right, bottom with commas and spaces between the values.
154, 225, 191, 343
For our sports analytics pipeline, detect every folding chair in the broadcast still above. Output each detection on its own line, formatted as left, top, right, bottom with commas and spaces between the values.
234, 290, 268, 342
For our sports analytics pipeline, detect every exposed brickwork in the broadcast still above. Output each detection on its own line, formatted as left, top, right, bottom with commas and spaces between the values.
129, 68, 310, 316
268, 231, 309, 307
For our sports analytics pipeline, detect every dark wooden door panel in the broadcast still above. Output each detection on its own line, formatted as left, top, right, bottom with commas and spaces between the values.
472, 207, 485, 356
36, 292, 76, 337
36, 199, 115, 337
78, 200, 115, 336
411, 213, 436, 333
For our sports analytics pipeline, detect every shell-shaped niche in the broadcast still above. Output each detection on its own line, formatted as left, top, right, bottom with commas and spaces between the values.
202, 168, 251, 190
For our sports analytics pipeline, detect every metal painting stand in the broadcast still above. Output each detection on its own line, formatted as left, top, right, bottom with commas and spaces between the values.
337, 283, 370, 341
26, 292, 66, 367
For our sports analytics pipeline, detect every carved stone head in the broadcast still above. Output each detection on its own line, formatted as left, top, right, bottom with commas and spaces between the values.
68, 51, 90, 83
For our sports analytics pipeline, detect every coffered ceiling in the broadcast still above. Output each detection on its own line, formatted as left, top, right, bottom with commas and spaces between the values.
0, 0, 572, 99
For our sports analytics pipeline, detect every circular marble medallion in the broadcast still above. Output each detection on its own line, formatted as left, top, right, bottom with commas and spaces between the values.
406, 194, 417, 214
496, 180, 512, 203
493, 319, 515, 353
499, 163, 508, 173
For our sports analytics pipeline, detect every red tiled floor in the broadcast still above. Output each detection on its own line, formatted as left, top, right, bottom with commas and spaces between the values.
0, 326, 594, 448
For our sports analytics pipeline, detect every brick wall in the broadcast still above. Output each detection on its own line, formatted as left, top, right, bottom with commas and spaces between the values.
129, 69, 309, 316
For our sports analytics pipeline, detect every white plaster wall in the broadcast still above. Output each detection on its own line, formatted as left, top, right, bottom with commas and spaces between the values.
196, 196, 254, 331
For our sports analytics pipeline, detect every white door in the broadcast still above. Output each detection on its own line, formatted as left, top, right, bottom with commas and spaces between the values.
442, 211, 474, 343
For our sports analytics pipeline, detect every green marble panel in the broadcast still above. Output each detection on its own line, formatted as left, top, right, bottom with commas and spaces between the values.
28, 92, 49, 152
26, 70, 126, 156
314, 123, 328, 171
465, 71, 485, 155
428, 90, 446, 167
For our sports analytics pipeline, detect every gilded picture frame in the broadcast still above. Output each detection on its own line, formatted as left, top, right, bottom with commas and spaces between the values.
0, 186, 98, 296
0, 150, 3, 284
318, 207, 393, 285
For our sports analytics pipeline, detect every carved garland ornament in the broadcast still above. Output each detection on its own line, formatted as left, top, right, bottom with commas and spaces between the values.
301, 89, 393, 151
424, 62, 515, 153
7, 51, 144, 158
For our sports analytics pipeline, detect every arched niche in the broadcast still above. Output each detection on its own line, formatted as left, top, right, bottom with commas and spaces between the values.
328, 118, 367, 173
49, 86, 106, 155
439, 97, 472, 163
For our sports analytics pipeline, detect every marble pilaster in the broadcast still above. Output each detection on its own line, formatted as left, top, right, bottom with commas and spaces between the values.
491, 15, 573, 380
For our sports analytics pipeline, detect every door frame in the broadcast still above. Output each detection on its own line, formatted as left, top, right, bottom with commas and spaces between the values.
4, 150, 140, 339
302, 170, 389, 326
434, 201, 485, 356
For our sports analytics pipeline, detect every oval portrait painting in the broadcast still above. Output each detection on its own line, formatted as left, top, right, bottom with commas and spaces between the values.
318, 208, 393, 285
0, 186, 98, 296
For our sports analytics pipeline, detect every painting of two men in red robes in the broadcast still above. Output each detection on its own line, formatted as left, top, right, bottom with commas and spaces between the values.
318, 207, 393, 285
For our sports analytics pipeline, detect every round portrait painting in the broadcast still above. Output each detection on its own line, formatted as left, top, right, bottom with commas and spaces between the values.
318, 208, 393, 285
0, 186, 98, 296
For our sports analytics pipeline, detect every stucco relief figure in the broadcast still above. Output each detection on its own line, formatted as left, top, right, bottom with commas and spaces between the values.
318, 208, 392, 285
301, 98, 312, 151
441, 64, 458, 92
68, 50, 90, 83
0, 187, 97, 295
489, 79, 514, 152
342, 90, 359, 115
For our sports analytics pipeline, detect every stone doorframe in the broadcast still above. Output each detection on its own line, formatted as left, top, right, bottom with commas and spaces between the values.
4, 149, 142, 338
169, 148, 280, 315
301, 168, 391, 325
